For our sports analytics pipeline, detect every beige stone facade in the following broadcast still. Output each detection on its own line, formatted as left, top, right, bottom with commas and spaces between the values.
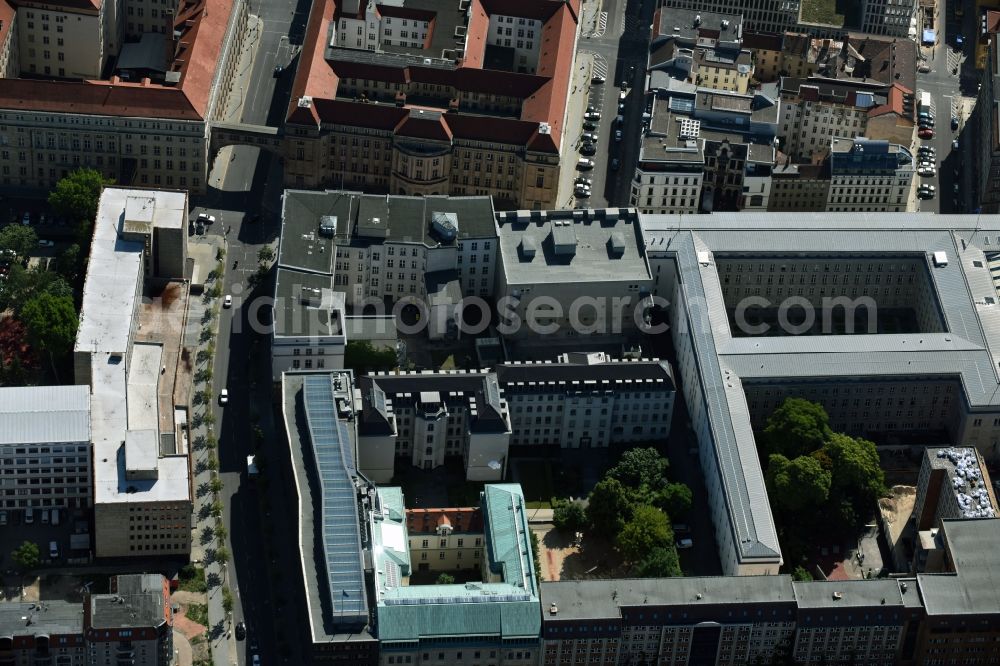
94, 499, 192, 557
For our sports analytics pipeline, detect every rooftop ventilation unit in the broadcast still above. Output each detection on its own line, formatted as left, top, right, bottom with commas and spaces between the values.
301, 287, 323, 307
319, 215, 337, 237
538, 122, 551, 134
609, 232, 626, 256
520, 236, 537, 259
430, 211, 459, 242
933, 251, 948, 267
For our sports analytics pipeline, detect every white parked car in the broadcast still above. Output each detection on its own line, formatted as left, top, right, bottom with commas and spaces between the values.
197, 213, 216, 225
219, 389, 229, 405
223, 294, 233, 308
37, 240, 55, 248
676, 538, 694, 549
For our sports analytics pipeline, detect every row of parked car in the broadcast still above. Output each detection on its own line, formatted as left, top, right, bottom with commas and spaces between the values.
0, 507, 62, 526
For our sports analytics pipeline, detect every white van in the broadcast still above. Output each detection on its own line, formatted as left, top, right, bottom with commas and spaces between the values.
577, 158, 594, 170
24, 508, 34, 524
50, 509, 60, 526
49, 541, 59, 559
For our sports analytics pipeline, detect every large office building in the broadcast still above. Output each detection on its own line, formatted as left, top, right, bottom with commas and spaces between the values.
631, 87, 778, 214
495, 209, 653, 340
283, 0, 579, 210
777, 77, 915, 162
271, 189, 499, 379
826, 136, 914, 212
357, 369, 513, 482
0, 385, 91, 516
914, 447, 997, 531
0, 0, 248, 194
658, 0, 916, 38
75, 188, 191, 558
0, 574, 173, 666
281, 370, 539, 664
355, 354, 676, 481
973, 28, 1000, 214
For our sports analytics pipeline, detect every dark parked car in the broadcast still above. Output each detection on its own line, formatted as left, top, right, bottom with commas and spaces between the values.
235, 622, 246, 640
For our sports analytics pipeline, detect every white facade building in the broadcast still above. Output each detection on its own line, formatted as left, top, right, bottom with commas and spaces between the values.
496, 353, 675, 449
75, 188, 192, 558
0, 385, 92, 514
357, 370, 512, 481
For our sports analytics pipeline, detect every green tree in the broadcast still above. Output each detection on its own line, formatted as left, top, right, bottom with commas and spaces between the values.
552, 499, 587, 534
210, 500, 224, 519
222, 586, 234, 613
48, 168, 113, 226
760, 397, 833, 460
257, 246, 276, 264
435, 573, 455, 585
344, 340, 397, 376
656, 482, 693, 519
20, 292, 78, 378
607, 447, 669, 490
0, 224, 37, 260
636, 546, 682, 578
210, 476, 225, 495
11, 541, 40, 571
616, 505, 673, 563
765, 454, 831, 514
792, 566, 813, 581
55, 243, 82, 286
823, 433, 886, 506
530, 530, 542, 580
214, 523, 228, 542
586, 477, 634, 535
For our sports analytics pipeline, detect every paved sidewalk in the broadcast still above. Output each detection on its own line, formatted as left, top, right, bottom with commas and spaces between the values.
211, 13, 263, 191
556, 53, 595, 208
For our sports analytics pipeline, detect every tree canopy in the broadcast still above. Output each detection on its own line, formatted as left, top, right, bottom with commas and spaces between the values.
760, 397, 833, 459
766, 454, 831, 514
825, 432, 886, 506
48, 168, 113, 224
616, 505, 673, 563
607, 447, 668, 490
656, 482, 693, 519
20, 293, 78, 360
11, 541, 40, 571
552, 498, 587, 534
0, 225, 37, 261
586, 477, 635, 535
636, 546, 682, 578
344, 340, 397, 376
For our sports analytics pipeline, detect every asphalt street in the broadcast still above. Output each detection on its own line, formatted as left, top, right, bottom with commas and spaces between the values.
915, 0, 976, 213
191, 0, 314, 662
576, 0, 657, 207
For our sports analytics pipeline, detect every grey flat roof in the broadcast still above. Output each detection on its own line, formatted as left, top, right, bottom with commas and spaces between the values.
282, 372, 377, 644
91, 575, 167, 629
496, 358, 674, 390
0, 385, 90, 446
541, 576, 796, 621
497, 213, 651, 285
274, 268, 343, 338
793, 579, 904, 610
640, 211, 1000, 568
918, 518, 1000, 616
280, 190, 497, 270
0, 600, 84, 636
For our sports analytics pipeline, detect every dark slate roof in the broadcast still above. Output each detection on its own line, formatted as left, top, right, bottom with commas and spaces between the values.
358, 372, 507, 434
495, 358, 674, 390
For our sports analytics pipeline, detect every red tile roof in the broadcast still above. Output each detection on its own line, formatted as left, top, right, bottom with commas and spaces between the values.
376, 4, 434, 21
520, 0, 576, 151
288, 0, 575, 151
868, 82, 912, 119
406, 507, 484, 534
395, 111, 453, 141
288, 0, 341, 124
17, 0, 102, 12
461, 0, 490, 68
0, 0, 15, 52
0, 0, 234, 120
